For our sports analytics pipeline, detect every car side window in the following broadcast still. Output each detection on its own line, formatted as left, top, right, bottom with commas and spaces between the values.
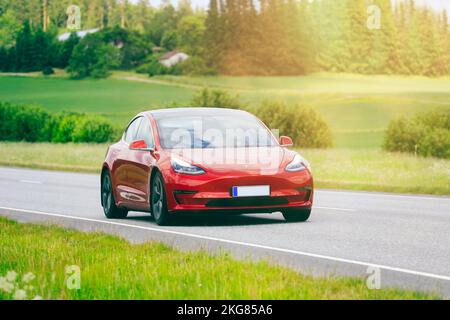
136, 118, 155, 148
124, 117, 142, 144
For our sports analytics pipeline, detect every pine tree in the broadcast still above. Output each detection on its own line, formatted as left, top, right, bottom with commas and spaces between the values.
204, 0, 221, 69
14, 22, 33, 71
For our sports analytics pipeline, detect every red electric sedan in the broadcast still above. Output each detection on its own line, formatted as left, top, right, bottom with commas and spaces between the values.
101, 108, 313, 225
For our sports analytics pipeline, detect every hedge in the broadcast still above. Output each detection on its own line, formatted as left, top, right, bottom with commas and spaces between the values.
0, 102, 116, 143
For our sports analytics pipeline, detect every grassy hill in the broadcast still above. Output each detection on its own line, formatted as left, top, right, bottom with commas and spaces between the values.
1, 72, 449, 149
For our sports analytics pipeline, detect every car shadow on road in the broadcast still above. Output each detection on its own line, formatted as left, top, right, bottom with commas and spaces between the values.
127, 212, 286, 227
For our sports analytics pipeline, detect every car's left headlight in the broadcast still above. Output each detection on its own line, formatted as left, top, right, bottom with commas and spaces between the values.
285, 154, 311, 172
171, 157, 206, 175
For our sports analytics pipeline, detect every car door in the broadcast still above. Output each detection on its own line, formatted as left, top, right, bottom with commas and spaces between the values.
126, 116, 157, 211
112, 116, 143, 207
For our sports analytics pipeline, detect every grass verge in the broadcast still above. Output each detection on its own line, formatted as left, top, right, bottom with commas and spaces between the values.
0, 142, 448, 195
0, 218, 436, 300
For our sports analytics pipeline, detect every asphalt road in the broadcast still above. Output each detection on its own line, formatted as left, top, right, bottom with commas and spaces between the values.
0, 166, 449, 297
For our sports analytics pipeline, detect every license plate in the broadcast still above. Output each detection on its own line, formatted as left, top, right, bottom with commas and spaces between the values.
232, 186, 270, 198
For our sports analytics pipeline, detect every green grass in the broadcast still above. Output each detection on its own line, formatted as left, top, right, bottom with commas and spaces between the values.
0, 218, 436, 300
0, 142, 106, 173
0, 75, 193, 125
1, 142, 448, 195
301, 149, 450, 195
1, 72, 450, 148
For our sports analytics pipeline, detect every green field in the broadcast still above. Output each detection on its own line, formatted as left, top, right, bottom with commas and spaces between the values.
1, 72, 450, 149
0, 218, 435, 300
1, 142, 448, 195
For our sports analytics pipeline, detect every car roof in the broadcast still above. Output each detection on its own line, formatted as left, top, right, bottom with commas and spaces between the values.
146, 108, 252, 119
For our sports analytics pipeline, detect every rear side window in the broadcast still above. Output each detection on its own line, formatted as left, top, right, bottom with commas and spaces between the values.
124, 117, 142, 143
136, 118, 155, 148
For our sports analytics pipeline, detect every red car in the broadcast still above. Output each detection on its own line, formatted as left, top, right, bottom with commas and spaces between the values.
101, 108, 313, 225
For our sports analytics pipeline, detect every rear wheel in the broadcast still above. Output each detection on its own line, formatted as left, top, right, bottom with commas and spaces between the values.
151, 172, 171, 226
282, 208, 311, 223
102, 172, 128, 219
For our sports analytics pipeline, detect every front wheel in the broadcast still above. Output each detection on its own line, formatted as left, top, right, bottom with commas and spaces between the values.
102, 172, 128, 219
151, 172, 171, 226
282, 208, 311, 223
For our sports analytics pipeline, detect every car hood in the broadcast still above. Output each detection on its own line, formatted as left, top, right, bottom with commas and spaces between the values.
167, 146, 294, 173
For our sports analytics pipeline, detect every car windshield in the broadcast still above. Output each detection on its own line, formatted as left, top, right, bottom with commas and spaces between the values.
156, 114, 278, 149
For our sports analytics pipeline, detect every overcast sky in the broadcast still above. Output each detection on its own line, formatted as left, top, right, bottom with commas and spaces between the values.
141, 0, 450, 12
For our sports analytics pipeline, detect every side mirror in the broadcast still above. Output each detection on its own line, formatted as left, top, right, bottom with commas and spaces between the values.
129, 140, 154, 151
280, 136, 294, 147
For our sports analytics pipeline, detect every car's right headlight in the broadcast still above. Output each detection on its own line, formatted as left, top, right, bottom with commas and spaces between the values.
171, 157, 206, 175
285, 154, 311, 172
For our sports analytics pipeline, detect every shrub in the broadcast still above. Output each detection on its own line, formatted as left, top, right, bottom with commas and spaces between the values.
52, 114, 81, 143
72, 116, 115, 143
0, 102, 24, 140
144, 60, 182, 77
179, 56, 217, 76
255, 101, 333, 149
42, 66, 54, 76
190, 88, 244, 110
9, 105, 50, 142
384, 111, 450, 158
0, 103, 117, 143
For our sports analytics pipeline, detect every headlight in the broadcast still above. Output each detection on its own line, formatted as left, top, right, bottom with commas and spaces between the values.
171, 157, 206, 175
285, 154, 311, 172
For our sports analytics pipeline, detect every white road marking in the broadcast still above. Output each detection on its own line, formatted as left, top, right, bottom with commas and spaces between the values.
19, 180, 42, 184
314, 206, 356, 212
1, 206, 449, 282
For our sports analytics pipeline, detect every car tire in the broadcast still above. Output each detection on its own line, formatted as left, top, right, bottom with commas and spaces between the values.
101, 172, 128, 219
282, 208, 311, 223
151, 172, 171, 226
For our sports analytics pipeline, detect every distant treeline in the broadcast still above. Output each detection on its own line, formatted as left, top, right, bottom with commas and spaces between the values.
205, 0, 450, 76
0, 0, 449, 76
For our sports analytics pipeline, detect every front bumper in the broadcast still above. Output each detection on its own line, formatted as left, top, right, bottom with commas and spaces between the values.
162, 168, 314, 213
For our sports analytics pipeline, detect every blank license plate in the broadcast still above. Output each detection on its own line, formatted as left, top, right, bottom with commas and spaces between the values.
232, 186, 270, 198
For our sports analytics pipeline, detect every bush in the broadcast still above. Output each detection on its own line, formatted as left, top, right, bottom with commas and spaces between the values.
384, 111, 450, 158
179, 56, 217, 76
190, 88, 244, 110
72, 116, 115, 143
52, 114, 82, 143
144, 59, 182, 77
0, 102, 24, 140
255, 101, 333, 149
3, 103, 50, 142
42, 66, 54, 76
0, 103, 116, 143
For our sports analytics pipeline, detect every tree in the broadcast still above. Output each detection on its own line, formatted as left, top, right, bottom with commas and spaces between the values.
14, 22, 34, 71
31, 27, 55, 70
58, 32, 80, 68
68, 33, 120, 79
103, 26, 152, 69
0, 9, 21, 48
177, 13, 206, 55
203, 0, 221, 70
161, 30, 179, 51
145, 2, 178, 45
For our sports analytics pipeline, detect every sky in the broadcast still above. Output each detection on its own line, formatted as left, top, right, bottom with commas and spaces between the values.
137, 0, 450, 12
